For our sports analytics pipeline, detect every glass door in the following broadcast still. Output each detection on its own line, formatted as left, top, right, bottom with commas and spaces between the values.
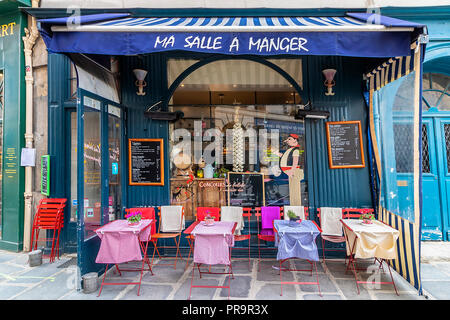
82, 103, 102, 239
107, 104, 122, 221
77, 90, 123, 276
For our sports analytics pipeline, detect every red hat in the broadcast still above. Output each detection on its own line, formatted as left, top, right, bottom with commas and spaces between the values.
289, 133, 299, 140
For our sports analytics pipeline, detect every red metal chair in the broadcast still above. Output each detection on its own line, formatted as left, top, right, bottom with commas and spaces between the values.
150, 206, 185, 270
185, 207, 221, 270
317, 207, 375, 264
255, 206, 282, 271
30, 198, 67, 263
228, 207, 252, 271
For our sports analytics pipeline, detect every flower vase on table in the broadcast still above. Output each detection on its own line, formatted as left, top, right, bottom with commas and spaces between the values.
287, 210, 301, 223
204, 214, 215, 226
125, 210, 142, 226
360, 212, 375, 225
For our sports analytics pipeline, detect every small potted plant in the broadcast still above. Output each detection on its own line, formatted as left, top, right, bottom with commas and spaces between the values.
287, 210, 301, 222
204, 213, 215, 226
125, 210, 142, 226
360, 212, 375, 225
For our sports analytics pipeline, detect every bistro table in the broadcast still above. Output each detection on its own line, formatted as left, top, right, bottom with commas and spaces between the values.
95, 219, 154, 296
340, 218, 400, 295
273, 219, 322, 296
184, 220, 237, 300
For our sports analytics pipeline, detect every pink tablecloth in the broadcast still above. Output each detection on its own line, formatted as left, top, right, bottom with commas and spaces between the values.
95, 219, 152, 264
192, 221, 235, 265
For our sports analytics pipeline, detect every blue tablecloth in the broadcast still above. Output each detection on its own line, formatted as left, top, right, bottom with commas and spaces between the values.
274, 220, 320, 261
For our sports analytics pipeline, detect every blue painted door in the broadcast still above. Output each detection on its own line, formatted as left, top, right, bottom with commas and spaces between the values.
421, 115, 450, 241
421, 118, 444, 240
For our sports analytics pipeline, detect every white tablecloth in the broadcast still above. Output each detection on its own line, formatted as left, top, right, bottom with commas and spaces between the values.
342, 219, 400, 260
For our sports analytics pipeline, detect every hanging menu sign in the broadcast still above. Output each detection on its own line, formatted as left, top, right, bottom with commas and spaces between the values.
227, 172, 265, 207
41, 155, 50, 196
128, 138, 164, 186
326, 121, 365, 169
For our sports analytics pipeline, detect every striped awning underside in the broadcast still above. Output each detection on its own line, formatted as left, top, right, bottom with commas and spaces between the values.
51, 16, 414, 32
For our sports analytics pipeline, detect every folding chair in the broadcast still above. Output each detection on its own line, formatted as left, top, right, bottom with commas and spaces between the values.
30, 198, 67, 263
222, 206, 252, 271
150, 206, 185, 270
317, 207, 345, 264
255, 206, 282, 271
317, 207, 374, 265
184, 207, 221, 271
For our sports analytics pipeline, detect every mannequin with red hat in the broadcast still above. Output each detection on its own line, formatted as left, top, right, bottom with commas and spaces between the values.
274, 133, 304, 205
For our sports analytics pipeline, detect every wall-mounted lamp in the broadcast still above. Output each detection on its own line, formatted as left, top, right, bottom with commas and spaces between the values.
322, 68, 336, 96
133, 68, 148, 96
295, 109, 330, 120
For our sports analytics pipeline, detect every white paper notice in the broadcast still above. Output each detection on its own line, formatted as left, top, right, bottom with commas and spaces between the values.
20, 148, 36, 167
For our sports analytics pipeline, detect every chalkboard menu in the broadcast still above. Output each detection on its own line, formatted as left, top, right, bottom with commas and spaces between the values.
227, 172, 265, 207
128, 138, 164, 186
41, 155, 50, 196
326, 121, 365, 169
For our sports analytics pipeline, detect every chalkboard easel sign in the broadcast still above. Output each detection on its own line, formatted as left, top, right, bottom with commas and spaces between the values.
128, 138, 164, 186
227, 172, 265, 207
41, 155, 50, 196
326, 120, 365, 169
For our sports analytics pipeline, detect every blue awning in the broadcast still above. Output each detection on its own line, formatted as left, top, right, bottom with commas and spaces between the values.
38, 13, 425, 57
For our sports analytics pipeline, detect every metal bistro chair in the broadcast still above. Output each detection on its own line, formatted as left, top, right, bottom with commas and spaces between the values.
184, 207, 221, 271
150, 206, 185, 270
223, 207, 252, 271
30, 198, 67, 263
255, 206, 282, 271
317, 207, 375, 265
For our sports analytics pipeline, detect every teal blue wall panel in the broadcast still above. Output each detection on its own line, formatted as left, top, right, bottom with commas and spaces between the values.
305, 56, 373, 217
120, 54, 170, 209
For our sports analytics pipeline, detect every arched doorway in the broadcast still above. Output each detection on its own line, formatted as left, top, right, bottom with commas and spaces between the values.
166, 57, 307, 221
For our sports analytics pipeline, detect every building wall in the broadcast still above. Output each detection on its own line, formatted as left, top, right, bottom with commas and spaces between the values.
31, 35, 48, 219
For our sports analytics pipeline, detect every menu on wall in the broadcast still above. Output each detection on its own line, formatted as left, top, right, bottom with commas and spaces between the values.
128, 138, 164, 186
227, 172, 265, 207
41, 155, 50, 196
325, 121, 365, 169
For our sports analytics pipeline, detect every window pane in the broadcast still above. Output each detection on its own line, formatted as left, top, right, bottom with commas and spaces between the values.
83, 109, 102, 239
169, 105, 306, 220
108, 106, 121, 221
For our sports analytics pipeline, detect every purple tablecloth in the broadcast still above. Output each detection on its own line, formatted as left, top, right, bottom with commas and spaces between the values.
192, 221, 235, 265
95, 219, 152, 264
274, 220, 320, 261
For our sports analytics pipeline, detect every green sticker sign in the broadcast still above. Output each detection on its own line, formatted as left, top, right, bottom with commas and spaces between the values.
41, 155, 50, 196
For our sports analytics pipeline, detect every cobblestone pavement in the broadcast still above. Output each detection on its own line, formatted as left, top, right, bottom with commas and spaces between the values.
0, 249, 434, 300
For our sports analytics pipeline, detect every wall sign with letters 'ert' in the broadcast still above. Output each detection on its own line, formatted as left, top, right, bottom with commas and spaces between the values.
128, 138, 164, 186
325, 120, 365, 169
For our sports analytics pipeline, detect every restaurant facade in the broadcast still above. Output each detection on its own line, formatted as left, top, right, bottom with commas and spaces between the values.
0, 0, 31, 252
23, 1, 446, 294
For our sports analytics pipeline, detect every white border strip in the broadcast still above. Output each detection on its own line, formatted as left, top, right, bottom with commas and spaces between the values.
51, 24, 413, 32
